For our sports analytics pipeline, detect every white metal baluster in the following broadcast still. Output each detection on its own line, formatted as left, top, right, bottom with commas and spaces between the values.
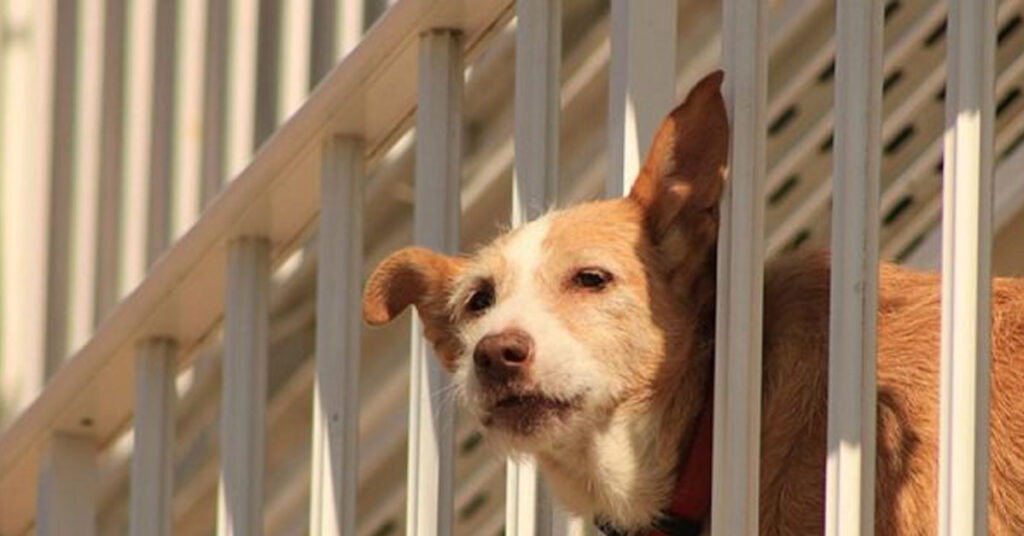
200, 0, 229, 205
37, 434, 97, 536
225, 0, 260, 177
0, 0, 55, 424
131, 338, 177, 536
606, 0, 676, 195
338, 0, 365, 58
43, 0, 77, 373
122, 0, 156, 292
147, 0, 178, 264
279, 0, 313, 120
173, 0, 208, 238
254, 0, 280, 146
218, 237, 270, 536
94, 0, 126, 319
825, 2, 883, 536
939, 0, 996, 534
309, 136, 364, 536
68, 0, 104, 352
408, 29, 462, 536
507, 1, 568, 535
711, 0, 766, 534
310, 0, 364, 87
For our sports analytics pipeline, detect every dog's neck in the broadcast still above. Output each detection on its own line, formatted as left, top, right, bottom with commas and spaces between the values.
536, 341, 712, 531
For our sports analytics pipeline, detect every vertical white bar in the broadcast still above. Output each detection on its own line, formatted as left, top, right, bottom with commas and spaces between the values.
37, 434, 98, 536
939, 1, 996, 535
94, 0, 126, 320
309, 136, 364, 536
225, 0, 260, 177
200, 0, 229, 205
146, 0, 178, 264
508, 1, 565, 535
253, 0, 280, 146
408, 29, 462, 536
825, 2, 882, 535
711, 1, 766, 535
605, 0, 676, 195
310, 0, 364, 87
278, 0, 312, 120
68, 0, 105, 352
131, 338, 177, 536
217, 238, 270, 536
121, 0, 156, 293
43, 0, 77, 373
310, 0, 336, 86
338, 0, 365, 58
0, 0, 55, 423
172, 0, 208, 237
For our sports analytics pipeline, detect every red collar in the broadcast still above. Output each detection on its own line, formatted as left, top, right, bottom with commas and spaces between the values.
650, 402, 713, 535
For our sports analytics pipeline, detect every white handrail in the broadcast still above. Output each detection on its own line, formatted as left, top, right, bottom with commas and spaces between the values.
0, 1, 513, 533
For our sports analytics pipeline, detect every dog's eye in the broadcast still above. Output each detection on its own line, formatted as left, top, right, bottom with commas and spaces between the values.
467, 286, 495, 313
572, 268, 612, 290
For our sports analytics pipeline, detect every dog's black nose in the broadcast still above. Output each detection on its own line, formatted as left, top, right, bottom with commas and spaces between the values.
473, 329, 534, 385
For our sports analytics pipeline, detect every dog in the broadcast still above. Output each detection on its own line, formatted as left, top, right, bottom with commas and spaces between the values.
362, 71, 1024, 534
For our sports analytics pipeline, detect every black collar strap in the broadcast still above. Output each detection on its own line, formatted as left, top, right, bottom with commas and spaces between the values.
596, 513, 703, 536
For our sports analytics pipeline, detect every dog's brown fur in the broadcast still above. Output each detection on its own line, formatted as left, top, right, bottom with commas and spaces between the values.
363, 71, 1024, 534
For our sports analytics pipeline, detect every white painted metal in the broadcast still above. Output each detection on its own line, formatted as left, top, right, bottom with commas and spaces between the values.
37, 434, 97, 536
339, 0, 366, 57
310, 0, 365, 86
217, 238, 270, 536
94, 0, 127, 320
131, 338, 177, 536
606, 0, 676, 195
511, 0, 560, 224
825, 2, 882, 535
147, 0, 178, 264
254, 0, 282, 146
226, 0, 261, 177
173, 0, 208, 237
122, 0, 157, 293
68, 0, 104, 352
508, 1, 562, 534
44, 0, 78, 372
408, 29, 462, 536
939, 0, 996, 534
712, 0, 766, 534
0, 0, 55, 424
279, 0, 313, 120
309, 136, 365, 536
201, 0, 230, 205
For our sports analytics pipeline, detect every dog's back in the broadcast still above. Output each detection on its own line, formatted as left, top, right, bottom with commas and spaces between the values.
760, 251, 1024, 534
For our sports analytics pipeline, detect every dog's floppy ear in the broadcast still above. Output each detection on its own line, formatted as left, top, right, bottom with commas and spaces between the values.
628, 70, 728, 245
364, 247, 465, 369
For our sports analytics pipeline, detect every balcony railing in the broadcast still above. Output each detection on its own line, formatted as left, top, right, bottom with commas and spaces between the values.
0, 0, 1015, 535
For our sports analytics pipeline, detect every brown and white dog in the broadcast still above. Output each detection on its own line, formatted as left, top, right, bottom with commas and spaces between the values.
362, 71, 1024, 534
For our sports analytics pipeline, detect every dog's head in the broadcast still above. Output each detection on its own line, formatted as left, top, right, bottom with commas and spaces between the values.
363, 72, 728, 454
